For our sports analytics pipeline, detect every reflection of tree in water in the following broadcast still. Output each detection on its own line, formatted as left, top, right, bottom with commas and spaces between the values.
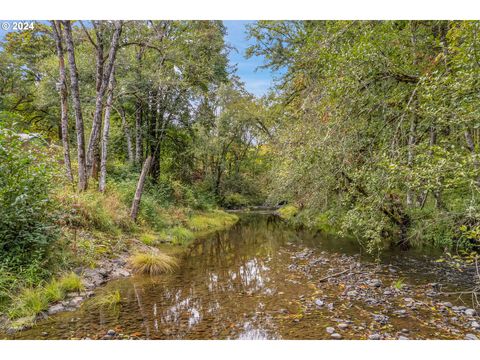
126, 215, 310, 338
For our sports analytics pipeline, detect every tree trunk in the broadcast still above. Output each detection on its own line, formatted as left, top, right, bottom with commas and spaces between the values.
51, 20, 73, 183
120, 106, 134, 163
86, 21, 123, 178
63, 20, 88, 191
99, 67, 115, 192
135, 103, 143, 165
130, 156, 152, 221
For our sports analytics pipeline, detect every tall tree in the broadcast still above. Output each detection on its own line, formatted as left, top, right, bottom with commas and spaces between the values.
63, 20, 88, 191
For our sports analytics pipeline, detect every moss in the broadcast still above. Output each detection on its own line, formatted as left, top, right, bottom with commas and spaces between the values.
277, 205, 299, 220
129, 252, 178, 275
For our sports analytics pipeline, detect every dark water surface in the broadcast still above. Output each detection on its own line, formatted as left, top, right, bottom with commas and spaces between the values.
9, 213, 478, 339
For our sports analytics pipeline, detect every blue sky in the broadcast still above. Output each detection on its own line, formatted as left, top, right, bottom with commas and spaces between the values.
223, 20, 275, 97
0, 20, 276, 97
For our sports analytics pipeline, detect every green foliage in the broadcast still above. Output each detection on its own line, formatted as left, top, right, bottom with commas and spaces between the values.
168, 226, 195, 245
223, 193, 249, 209
277, 205, 299, 221
90, 289, 121, 310
0, 128, 59, 267
58, 272, 83, 293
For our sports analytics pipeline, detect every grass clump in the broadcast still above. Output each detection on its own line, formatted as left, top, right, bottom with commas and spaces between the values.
129, 252, 178, 275
169, 226, 194, 245
187, 211, 238, 232
58, 272, 84, 293
140, 232, 159, 246
9, 288, 49, 319
43, 280, 64, 302
91, 289, 121, 309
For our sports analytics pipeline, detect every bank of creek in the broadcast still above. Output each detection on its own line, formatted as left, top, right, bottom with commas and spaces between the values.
5, 213, 480, 340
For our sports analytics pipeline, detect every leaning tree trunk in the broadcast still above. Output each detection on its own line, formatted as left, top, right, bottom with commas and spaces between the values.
51, 20, 73, 183
130, 156, 152, 221
99, 68, 115, 192
86, 20, 123, 178
63, 20, 88, 191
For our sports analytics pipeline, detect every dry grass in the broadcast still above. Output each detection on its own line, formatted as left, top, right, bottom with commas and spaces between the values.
129, 252, 178, 275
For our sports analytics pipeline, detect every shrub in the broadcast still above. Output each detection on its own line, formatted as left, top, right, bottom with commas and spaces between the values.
277, 205, 299, 220
129, 252, 178, 275
0, 129, 59, 267
223, 193, 249, 209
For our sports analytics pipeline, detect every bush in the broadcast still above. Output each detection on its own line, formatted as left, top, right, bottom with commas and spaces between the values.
277, 205, 299, 220
0, 129, 59, 268
223, 193, 249, 209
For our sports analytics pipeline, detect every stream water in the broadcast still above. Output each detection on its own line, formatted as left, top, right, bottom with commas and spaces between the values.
8, 213, 480, 339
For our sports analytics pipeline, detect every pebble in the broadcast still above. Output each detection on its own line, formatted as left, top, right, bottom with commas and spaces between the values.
368, 333, 381, 340
465, 308, 477, 317
464, 333, 478, 340
314, 299, 325, 307
398, 336, 409, 340
346, 290, 358, 297
442, 302, 453, 308
331, 333, 342, 339
368, 279, 382, 288
107, 329, 116, 336
372, 314, 389, 324
326, 327, 335, 334
471, 321, 480, 329
338, 323, 349, 330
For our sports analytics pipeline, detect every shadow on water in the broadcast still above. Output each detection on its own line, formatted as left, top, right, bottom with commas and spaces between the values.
8, 212, 477, 339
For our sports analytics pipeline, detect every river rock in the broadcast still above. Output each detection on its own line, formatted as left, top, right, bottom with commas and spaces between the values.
465, 308, 477, 317
107, 329, 116, 336
314, 299, 325, 307
442, 302, 453, 308
464, 333, 478, 340
452, 306, 467, 312
326, 327, 335, 334
471, 321, 480, 329
398, 336, 409, 340
338, 323, 349, 330
111, 268, 130, 279
47, 303, 65, 315
393, 309, 407, 316
368, 333, 381, 340
331, 333, 342, 339
69, 296, 83, 308
372, 314, 389, 324
346, 290, 358, 297
367, 279, 382, 288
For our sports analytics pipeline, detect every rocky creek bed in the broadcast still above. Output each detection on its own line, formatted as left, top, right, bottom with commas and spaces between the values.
3, 213, 479, 340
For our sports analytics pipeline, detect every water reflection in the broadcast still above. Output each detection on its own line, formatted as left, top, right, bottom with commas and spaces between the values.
9, 213, 474, 339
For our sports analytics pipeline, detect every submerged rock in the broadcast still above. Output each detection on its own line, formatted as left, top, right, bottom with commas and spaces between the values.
464, 333, 478, 340
314, 299, 325, 307
330, 333, 342, 339
367, 279, 382, 288
368, 333, 381, 340
326, 327, 335, 334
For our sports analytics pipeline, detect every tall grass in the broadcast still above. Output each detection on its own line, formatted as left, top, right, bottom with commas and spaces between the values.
129, 252, 178, 275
